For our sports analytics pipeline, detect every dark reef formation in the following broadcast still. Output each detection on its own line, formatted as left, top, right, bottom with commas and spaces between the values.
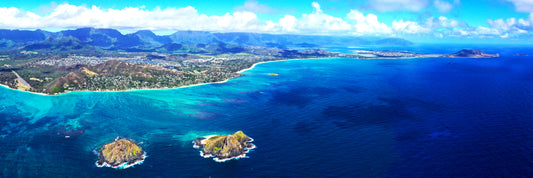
194, 131, 255, 161
96, 138, 146, 169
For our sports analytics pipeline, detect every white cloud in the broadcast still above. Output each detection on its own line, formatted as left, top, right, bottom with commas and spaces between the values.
445, 26, 509, 37
425, 16, 464, 28
517, 14, 533, 29
500, 33, 510, 38
488, 18, 517, 31
392, 20, 431, 33
428, 14, 531, 39
449, 28, 469, 36
347, 10, 391, 35
368, 0, 430, 12
433, 0, 454, 13
488, 16, 532, 33
289, 3, 352, 34
0, 2, 383, 35
311, 2, 322, 14
369, 0, 459, 13
234, 0, 275, 14
390, 15, 525, 39
473, 26, 502, 35
0, 4, 272, 32
506, 0, 533, 13
0, 2, 530, 40
391, 16, 463, 34
0, 7, 43, 29
279, 3, 394, 35
279, 15, 297, 32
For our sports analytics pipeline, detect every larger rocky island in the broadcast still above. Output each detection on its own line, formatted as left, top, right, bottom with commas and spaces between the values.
354, 49, 500, 58
95, 138, 146, 169
194, 131, 255, 162
445, 49, 500, 58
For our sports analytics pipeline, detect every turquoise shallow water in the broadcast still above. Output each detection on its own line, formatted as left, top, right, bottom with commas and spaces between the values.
1, 46, 533, 176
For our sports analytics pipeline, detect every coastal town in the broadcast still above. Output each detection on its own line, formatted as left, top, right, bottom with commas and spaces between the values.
0, 47, 346, 94
0, 46, 499, 95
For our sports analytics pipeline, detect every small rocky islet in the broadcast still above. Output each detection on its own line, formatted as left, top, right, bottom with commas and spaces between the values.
94, 131, 254, 169
95, 138, 146, 169
193, 131, 255, 162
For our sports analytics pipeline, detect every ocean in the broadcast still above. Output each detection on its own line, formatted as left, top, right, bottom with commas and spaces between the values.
1, 44, 532, 177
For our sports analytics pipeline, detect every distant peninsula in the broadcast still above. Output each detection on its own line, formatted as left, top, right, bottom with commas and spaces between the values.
445, 49, 500, 58
95, 138, 146, 169
193, 131, 255, 162
354, 49, 500, 58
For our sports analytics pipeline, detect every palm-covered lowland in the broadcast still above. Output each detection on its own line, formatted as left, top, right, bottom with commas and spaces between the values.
0, 28, 412, 94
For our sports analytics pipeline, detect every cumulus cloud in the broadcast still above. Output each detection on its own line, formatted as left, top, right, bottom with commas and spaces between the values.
412, 15, 526, 39
517, 14, 533, 29
0, 4, 272, 32
488, 16, 531, 33
0, 2, 391, 36
0, 7, 43, 29
390, 15, 527, 39
425, 16, 465, 28
311, 2, 322, 13
279, 15, 297, 32
0, 2, 530, 40
488, 18, 518, 31
472, 26, 502, 35
434, 15, 533, 38
283, 2, 352, 34
347, 10, 391, 35
444, 26, 507, 38
507, 0, 533, 13
368, 0, 430, 12
368, 0, 461, 13
277, 3, 394, 35
392, 16, 463, 34
392, 20, 431, 33
234, 0, 275, 14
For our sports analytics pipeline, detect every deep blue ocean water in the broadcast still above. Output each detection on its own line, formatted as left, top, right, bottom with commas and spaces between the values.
1, 45, 533, 177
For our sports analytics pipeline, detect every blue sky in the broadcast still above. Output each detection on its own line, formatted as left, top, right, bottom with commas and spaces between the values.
1, 0, 533, 43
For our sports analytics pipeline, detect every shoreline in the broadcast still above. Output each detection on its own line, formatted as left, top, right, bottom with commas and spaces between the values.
0, 83, 49, 96
0, 57, 334, 97
95, 152, 147, 169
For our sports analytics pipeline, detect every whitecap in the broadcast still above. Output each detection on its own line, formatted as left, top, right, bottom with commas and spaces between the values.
95, 152, 147, 169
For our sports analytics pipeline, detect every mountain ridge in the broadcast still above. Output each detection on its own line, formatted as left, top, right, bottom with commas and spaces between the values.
0, 28, 414, 50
